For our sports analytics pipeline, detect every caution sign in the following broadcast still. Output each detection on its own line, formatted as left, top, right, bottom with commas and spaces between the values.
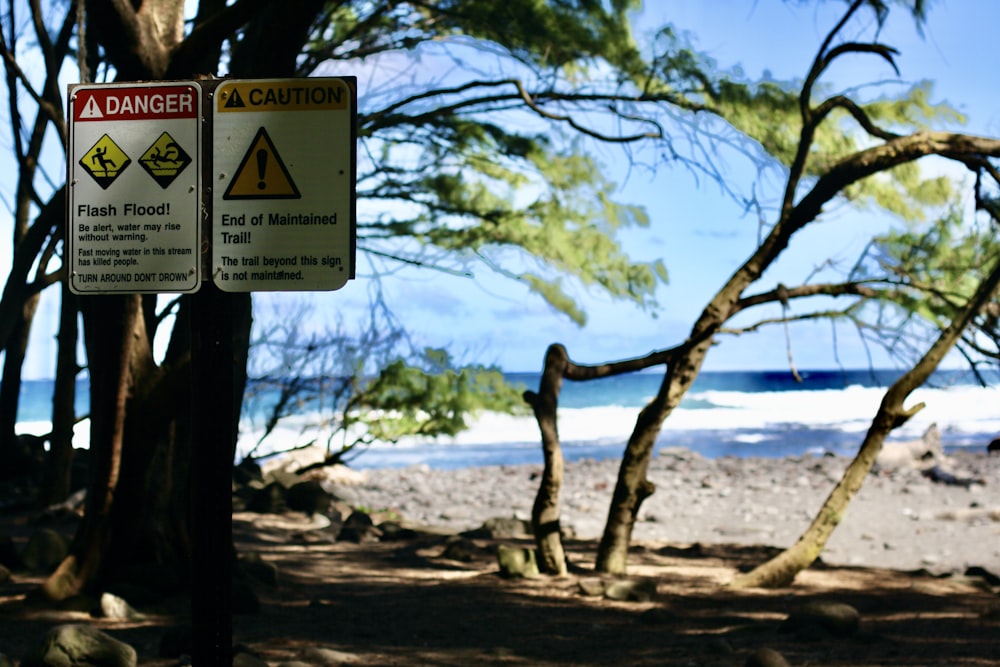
212, 77, 356, 292
223, 127, 300, 199
79, 134, 131, 190
138, 132, 192, 189
68, 82, 202, 294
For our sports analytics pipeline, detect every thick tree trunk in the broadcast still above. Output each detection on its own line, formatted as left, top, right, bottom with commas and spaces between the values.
595, 338, 713, 574
44, 294, 140, 599
525, 345, 569, 575
731, 259, 1000, 588
594, 411, 658, 574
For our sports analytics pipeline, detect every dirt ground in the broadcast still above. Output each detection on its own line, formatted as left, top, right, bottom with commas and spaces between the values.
1, 509, 999, 666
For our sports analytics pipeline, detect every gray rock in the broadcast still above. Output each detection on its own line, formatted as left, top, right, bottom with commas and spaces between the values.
440, 536, 479, 562
233, 651, 268, 667
337, 511, 380, 543
577, 578, 605, 597
965, 565, 1000, 586
20, 528, 68, 573
247, 481, 287, 514
746, 647, 790, 667
287, 480, 333, 515
783, 599, 860, 638
299, 646, 360, 663
96, 592, 143, 620
877, 423, 942, 470
21, 624, 137, 667
240, 553, 279, 586
482, 517, 533, 539
496, 544, 539, 578
604, 578, 657, 602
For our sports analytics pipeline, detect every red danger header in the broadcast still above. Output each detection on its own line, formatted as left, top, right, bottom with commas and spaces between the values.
73, 85, 198, 122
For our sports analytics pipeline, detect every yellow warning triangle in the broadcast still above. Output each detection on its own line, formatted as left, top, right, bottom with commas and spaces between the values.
223, 127, 300, 200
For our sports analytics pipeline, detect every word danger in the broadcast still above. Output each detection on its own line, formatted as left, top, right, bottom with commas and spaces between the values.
105, 93, 192, 116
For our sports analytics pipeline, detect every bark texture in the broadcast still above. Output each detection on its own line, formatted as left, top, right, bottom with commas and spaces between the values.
525, 345, 570, 575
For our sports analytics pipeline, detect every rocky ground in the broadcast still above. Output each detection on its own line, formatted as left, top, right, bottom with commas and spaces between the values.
325, 447, 1000, 574
0, 447, 998, 665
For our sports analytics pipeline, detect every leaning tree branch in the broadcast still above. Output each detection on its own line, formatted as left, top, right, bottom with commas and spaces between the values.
730, 252, 1000, 588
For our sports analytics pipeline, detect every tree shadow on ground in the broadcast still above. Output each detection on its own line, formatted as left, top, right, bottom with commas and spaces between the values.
0, 512, 997, 666
231, 518, 1000, 666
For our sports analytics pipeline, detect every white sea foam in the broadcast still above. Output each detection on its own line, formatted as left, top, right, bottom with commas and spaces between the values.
236, 381, 1000, 465
18, 378, 1000, 468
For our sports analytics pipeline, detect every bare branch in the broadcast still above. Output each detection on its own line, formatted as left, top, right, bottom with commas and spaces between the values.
732, 280, 884, 316
364, 77, 706, 141
720, 308, 859, 336
813, 94, 901, 141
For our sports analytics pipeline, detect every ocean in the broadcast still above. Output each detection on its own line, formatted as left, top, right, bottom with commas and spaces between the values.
14, 368, 1000, 470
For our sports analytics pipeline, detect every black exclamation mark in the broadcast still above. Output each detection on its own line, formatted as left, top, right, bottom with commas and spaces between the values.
256, 149, 267, 190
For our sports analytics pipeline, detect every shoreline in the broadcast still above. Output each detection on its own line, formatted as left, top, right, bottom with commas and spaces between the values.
285, 447, 1000, 574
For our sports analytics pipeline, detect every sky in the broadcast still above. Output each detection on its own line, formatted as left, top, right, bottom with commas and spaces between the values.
4, 0, 1000, 378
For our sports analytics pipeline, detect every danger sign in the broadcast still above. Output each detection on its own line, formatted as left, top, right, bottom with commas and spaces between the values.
68, 82, 201, 294
212, 77, 356, 292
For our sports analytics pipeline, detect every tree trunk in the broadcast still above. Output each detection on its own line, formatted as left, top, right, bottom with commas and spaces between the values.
731, 258, 1000, 588
594, 409, 658, 574
39, 283, 79, 506
44, 294, 140, 600
595, 338, 713, 574
525, 345, 569, 575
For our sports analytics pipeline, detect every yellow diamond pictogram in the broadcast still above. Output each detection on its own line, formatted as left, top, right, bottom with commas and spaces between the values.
80, 134, 131, 190
138, 132, 192, 189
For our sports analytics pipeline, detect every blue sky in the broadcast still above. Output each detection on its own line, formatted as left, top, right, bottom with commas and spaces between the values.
5, 0, 1000, 378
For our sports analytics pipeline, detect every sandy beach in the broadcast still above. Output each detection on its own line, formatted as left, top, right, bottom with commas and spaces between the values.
313, 447, 1000, 574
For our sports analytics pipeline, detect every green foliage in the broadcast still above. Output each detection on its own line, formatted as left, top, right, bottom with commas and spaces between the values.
429, 0, 645, 75
864, 207, 998, 326
347, 348, 526, 444
715, 71, 964, 220
362, 103, 665, 320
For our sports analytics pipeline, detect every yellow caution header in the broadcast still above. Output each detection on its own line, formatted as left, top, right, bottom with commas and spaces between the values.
217, 79, 349, 112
